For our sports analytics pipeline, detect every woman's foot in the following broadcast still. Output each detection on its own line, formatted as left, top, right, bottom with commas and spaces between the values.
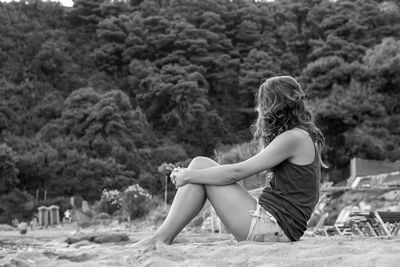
130, 235, 171, 250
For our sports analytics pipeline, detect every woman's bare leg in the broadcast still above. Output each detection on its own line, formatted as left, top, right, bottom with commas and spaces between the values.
194, 157, 257, 241
148, 183, 206, 244
137, 157, 211, 245
205, 182, 257, 241
136, 156, 256, 245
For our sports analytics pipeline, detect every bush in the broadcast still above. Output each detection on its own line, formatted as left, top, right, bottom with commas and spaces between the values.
214, 142, 259, 164
98, 189, 122, 215
0, 189, 35, 224
145, 196, 170, 226
214, 142, 266, 189
122, 184, 152, 219
146, 204, 169, 226
0, 144, 19, 194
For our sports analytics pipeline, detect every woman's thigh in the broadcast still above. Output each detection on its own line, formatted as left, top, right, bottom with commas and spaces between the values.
205, 183, 256, 241
188, 156, 257, 241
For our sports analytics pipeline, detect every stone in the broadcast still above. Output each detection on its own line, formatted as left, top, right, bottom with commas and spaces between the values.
71, 240, 92, 248
70, 196, 75, 208
57, 253, 93, 262
82, 201, 90, 213
65, 232, 129, 244
93, 233, 129, 243
64, 236, 83, 244
0, 224, 16, 231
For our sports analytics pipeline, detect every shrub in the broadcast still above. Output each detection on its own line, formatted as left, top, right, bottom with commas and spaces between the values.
0, 144, 19, 194
146, 204, 169, 226
98, 189, 122, 215
214, 142, 259, 164
214, 142, 267, 189
0, 189, 35, 224
122, 184, 152, 219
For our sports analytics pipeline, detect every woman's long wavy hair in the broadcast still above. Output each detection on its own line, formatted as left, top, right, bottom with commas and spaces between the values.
251, 76, 326, 166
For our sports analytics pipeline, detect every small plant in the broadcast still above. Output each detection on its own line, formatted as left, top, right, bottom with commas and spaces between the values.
122, 184, 152, 220
98, 189, 122, 215
157, 162, 176, 175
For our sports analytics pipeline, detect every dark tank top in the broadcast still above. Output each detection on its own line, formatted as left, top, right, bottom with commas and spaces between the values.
258, 142, 320, 241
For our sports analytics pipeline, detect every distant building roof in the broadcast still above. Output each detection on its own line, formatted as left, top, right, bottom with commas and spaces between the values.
351, 171, 400, 189
351, 158, 399, 177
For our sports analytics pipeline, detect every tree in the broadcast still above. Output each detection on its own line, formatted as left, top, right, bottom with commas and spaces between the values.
32, 87, 154, 199
239, 49, 279, 107
0, 144, 19, 194
137, 63, 226, 155
301, 56, 351, 99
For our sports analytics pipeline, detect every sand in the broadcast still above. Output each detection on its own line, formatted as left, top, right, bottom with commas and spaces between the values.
1, 228, 400, 267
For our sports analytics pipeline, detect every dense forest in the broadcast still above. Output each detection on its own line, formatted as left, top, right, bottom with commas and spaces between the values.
1, 0, 399, 206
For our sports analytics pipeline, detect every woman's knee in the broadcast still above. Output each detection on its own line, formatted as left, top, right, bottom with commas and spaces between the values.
188, 156, 219, 170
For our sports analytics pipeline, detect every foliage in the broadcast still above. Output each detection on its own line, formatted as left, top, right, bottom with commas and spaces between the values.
122, 184, 152, 219
0, 189, 35, 224
157, 162, 176, 175
0, 144, 19, 194
214, 142, 259, 165
214, 142, 266, 189
98, 189, 123, 215
0, 0, 400, 202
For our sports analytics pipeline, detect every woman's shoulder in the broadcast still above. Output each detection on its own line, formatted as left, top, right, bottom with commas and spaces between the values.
269, 128, 310, 156
277, 127, 310, 143
278, 127, 315, 165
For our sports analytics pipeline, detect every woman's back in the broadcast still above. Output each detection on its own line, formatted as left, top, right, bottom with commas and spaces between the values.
258, 133, 320, 241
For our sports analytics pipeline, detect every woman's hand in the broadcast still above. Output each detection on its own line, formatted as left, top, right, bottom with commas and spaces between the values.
170, 167, 188, 188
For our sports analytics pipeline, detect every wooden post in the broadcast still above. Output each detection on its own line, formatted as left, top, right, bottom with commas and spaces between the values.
211, 208, 215, 233
164, 175, 168, 210
44, 190, 47, 202
35, 189, 39, 204
202, 209, 206, 232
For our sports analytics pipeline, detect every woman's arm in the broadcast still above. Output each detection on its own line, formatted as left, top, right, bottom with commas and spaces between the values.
174, 130, 303, 186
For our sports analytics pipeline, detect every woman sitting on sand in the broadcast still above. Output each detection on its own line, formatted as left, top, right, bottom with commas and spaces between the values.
137, 76, 325, 245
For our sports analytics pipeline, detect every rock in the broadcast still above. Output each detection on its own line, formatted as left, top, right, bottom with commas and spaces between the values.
57, 253, 93, 262
64, 236, 83, 244
109, 220, 120, 229
71, 240, 92, 248
65, 232, 129, 244
0, 224, 16, 231
93, 233, 129, 243
0, 252, 48, 267
65, 234, 95, 244
380, 190, 400, 201
92, 213, 111, 220
18, 222, 28, 236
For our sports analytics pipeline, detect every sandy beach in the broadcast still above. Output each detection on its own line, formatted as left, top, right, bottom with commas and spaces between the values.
1, 227, 400, 267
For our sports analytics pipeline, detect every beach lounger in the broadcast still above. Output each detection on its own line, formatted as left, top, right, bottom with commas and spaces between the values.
314, 206, 354, 236
312, 212, 329, 236
331, 206, 353, 235
348, 212, 378, 237
349, 211, 400, 237
377, 211, 400, 236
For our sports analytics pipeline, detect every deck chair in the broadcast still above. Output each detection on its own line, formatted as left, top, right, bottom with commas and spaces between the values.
349, 211, 400, 237
348, 211, 378, 237
377, 211, 400, 236
331, 206, 353, 235
312, 212, 329, 236
313, 206, 355, 236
